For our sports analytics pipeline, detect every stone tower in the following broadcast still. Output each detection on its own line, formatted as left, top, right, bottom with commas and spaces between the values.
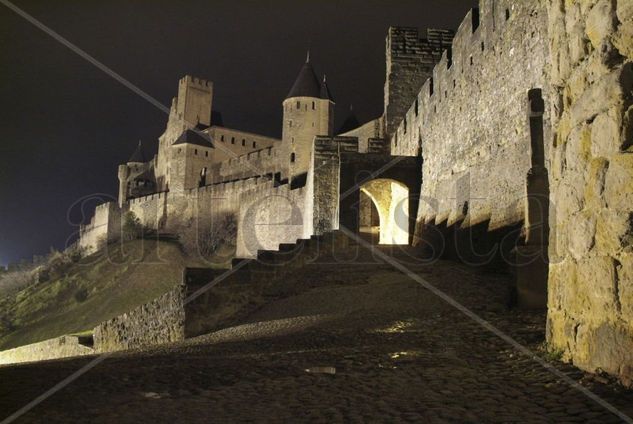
384, 27, 454, 143
282, 53, 334, 179
176, 75, 213, 128
117, 141, 153, 206
155, 76, 213, 191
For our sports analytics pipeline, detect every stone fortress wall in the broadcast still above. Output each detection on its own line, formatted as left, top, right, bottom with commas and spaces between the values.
93, 284, 186, 353
206, 126, 279, 163
72, 1, 633, 384
546, 0, 633, 383
384, 27, 455, 140
79, 202, 122, 253
392, 0, 550, 232
0, 334, 94, 365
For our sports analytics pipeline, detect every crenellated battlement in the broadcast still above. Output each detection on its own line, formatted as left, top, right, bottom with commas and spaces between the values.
392, 0, 548, 232
394, 0, 546, 155
179, 74, 212, 90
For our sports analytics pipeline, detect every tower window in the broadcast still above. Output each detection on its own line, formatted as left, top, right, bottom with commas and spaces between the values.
290, 152, 296, 162
505, 9, 510, 20
205, 151, 208, 157
242, 139, 246, 146
415, 98, 419, 116
231, 137, 235, 144
221, 135, 224, 141
194, 149, 198, 155
296, 101, 300, 109
312, 101, 315, 110
253, 142, 256, 148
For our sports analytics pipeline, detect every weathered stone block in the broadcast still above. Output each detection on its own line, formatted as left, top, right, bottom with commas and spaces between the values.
584, 157, 609, 207
617, 0, 633, 24
569, 211, 597, 259
614, 18, 633, 58
571, 256, 618, 314
577, 322, 633, 376
565, 122, 591, 167
604, 153, 633, 210
586, 0, 617, 48
596, 209, 633, 255
591, 108, 623, 156
571, 63, 633, 125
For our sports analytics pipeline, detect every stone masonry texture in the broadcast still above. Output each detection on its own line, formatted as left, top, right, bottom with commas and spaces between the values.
546, 0, 633, 384
93, 284, 186, 353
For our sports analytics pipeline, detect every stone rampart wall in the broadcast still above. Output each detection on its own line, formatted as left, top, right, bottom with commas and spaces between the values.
546, 0, 633, 383
236, 182, 310, 258
93, 284, 185, 353
78, 201, 121, 255
0, 335, 94, 365
392, 0, 550, 231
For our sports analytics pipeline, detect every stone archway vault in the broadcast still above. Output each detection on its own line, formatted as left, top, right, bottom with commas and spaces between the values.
360, 179, 409, 245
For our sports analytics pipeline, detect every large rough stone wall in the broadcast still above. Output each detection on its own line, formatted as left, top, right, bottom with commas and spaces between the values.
236, 182, 311, 258
79, 201, 122, 255
0, 335, 94, 365
93, 284, 185, 353
546, 0, 633, 383
384, 27, 454, 140
393, 0, 550, 232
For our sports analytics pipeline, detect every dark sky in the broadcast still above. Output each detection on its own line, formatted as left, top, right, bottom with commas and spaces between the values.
0, 0, 477, 266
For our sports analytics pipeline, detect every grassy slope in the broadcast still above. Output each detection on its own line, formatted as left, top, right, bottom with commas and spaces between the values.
0, 239, 203, 350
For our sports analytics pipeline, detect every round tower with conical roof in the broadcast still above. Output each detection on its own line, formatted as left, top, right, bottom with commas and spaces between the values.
282, 52, 335, 178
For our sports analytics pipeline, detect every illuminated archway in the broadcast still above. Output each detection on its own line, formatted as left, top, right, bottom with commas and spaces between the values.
359, 179, 409, 245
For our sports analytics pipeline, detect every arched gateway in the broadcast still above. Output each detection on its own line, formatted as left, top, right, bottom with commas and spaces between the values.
311, 136, 421, 245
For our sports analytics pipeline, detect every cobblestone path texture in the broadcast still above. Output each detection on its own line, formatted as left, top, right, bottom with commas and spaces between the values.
1, 247, 632, 423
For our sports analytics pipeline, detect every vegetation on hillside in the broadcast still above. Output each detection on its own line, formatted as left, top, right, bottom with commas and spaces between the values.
0, 238, 192, 350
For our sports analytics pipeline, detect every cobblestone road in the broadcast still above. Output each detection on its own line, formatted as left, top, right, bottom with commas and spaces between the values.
1, 247, 632, 423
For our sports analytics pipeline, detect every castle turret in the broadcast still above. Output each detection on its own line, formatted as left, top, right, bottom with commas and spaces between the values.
118, 141, 155, 205
282, 53, 335, 178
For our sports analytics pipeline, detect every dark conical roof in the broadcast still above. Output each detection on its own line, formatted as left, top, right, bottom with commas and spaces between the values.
173, 129, 213, 148
337, 106, 360, 134
286, 52, 322, 99
128, 141, 146, 163
320, 75, 334, 102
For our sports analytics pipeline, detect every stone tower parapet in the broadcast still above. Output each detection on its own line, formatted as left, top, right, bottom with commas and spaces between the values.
384, 27, 454, 142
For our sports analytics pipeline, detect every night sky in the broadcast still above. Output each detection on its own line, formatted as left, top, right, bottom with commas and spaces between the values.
0, 0, 477, 266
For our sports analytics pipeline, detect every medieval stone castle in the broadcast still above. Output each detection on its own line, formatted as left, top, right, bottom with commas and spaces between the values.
73, 0, 632, 384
